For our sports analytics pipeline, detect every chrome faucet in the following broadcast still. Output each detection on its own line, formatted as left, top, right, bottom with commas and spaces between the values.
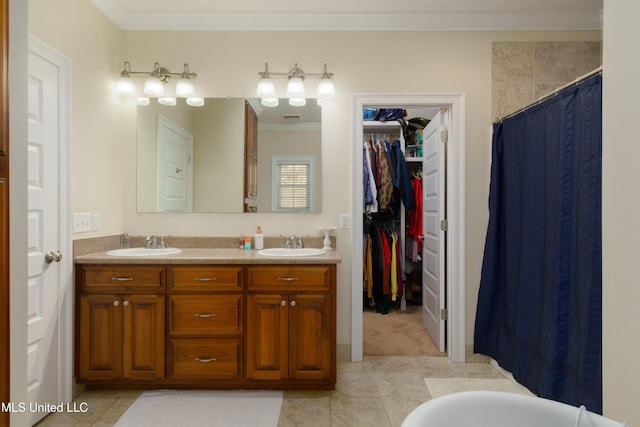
146, 235, 157, 249
284, 235, 304, 249
147, 235, 168, 249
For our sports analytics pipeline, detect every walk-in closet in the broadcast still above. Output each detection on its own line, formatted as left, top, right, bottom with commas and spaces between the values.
361, 106, 447, 357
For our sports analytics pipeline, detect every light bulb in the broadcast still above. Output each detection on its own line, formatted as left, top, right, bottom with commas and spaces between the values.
175, 79, 195, 97
286, 77, 305, 98
144, 76, 164, 97
186, 97, 205, 107
256, 77, 276, 98
261, 97, 279, 107
317, 78, 335, 99
137, 97, 150, 106
116, 76, 136, 95
158, 97, 176, 106
289, 97, 306, 107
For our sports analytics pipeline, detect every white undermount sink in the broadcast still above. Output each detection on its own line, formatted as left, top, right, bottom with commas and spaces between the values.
258, 248, 326, 257
106, 247, 182, 257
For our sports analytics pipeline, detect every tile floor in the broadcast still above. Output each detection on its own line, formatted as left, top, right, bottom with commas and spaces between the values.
35, 356, 511, 427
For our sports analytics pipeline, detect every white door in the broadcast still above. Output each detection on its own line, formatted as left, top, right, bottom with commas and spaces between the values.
157, 115, 193, 212
422, 110, 448, 352
27, 39, 65, 425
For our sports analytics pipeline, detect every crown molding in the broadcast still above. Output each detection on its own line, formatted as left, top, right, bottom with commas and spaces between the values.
91, 0, 601, 31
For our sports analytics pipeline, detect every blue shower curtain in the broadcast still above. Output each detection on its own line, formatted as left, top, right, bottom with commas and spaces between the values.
474, 74, 602, 413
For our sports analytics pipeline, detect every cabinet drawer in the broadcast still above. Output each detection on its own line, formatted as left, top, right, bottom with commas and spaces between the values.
79, 265, 165, 291
170, 338, 242, 380
247, 266, 330, 292
169, 266, 242, 291
169, 295, 242, 336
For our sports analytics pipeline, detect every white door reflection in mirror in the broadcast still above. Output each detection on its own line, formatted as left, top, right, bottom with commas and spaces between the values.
157, 115, 193, 212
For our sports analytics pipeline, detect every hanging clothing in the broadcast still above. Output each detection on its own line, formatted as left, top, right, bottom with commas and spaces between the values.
407, 175, 424, 261
363, 217, 404, 313
390, 139, 416, 213
363, 141, 378, 213
376, 139, 394, 211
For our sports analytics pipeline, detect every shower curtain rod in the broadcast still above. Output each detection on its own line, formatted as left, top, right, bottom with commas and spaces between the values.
494, 66, 603, 123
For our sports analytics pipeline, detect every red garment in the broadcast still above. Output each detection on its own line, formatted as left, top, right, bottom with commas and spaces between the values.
409, 176, 423, 239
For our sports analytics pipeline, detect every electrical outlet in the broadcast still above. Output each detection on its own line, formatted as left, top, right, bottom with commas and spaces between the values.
339, 213, 350, 229
92, 214, 101, 231
73, 213, 92, 233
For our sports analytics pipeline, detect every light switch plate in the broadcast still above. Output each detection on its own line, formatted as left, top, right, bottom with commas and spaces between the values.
92, 214, 101, 231
339, 213, 350, 229
73, 213, 92, 233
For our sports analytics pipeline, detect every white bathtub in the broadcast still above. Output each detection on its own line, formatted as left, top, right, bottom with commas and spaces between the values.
401, 391, 627, 427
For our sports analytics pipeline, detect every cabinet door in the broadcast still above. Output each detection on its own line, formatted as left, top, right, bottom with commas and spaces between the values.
289, 294, 332, 381
77, 294, 123, 380
246, 294, 288, 380
122, 294, 165, 380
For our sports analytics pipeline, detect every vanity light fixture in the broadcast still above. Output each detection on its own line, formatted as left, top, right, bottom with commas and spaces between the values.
256, 62, 335, 107
116, 61, 202, 105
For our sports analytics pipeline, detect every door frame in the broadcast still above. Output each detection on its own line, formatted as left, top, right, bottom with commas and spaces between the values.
28, 34, 73, 403
351, 93, 466, 362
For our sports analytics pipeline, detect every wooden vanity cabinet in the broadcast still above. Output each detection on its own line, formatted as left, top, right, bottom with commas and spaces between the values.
75, 262, 337, 389
167, 266, 244, 383
75, 265, 165, 383
246, 265, 336, 388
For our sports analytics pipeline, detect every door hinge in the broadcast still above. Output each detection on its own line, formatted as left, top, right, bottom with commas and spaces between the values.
440, 219, 448, 231
440, 128, 448, 143
440, 308, 448, 321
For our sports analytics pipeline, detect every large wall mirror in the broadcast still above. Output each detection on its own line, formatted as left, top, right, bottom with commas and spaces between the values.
136, 98, 322, 213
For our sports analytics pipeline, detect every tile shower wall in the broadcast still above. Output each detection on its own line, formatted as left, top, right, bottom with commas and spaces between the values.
492, 41, 602, 121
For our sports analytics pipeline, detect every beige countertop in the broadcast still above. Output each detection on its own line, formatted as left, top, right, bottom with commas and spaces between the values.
74, 247, 341, 265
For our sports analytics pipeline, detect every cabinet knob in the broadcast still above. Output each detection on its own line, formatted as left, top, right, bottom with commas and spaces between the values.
280, 300, 286, 307
123, 300, 130, 307
290, 300, 297, 307
113, 300, 120, 306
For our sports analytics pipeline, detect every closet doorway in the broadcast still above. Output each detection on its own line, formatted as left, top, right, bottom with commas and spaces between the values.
351, 93, 466, 363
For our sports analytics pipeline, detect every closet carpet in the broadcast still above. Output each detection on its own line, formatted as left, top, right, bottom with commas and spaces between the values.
363, 305, 445, 356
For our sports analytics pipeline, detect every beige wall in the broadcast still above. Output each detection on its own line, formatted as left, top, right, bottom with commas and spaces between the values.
27, 1, 603, 351
29, 1, 635, 419
602, 1, 640, 424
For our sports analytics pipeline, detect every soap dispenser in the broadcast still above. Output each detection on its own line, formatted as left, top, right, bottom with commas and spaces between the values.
254, 226, 264, 250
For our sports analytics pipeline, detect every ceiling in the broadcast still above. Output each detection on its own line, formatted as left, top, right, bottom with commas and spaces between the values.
91, 0, 603, 31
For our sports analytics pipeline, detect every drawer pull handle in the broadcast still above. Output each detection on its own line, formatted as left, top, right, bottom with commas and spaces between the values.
195, 357, 217, 363
195, 277, 217, 282
195, 313, 217, 318
277, 277, 300, 282
112, 277, 134, 282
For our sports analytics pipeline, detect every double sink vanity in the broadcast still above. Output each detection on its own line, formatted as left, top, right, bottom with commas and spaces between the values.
74, 241, 340, 391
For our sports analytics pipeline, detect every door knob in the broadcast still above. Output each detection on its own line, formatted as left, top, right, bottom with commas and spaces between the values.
44, 251, 62, 264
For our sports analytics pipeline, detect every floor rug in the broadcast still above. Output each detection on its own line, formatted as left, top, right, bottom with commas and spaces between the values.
425, 378, 533, 399
115, 389, 283, 427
